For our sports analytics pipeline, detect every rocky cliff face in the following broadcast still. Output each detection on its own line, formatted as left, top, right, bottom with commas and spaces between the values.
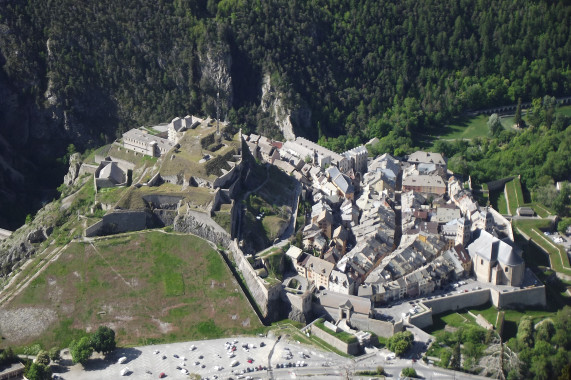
260, 73, 312, 141
63, 153, 83, 186
199, 45, 233, 120
0, 202, 58, 278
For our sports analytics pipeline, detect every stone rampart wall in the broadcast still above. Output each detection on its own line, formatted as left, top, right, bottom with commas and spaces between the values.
228, 240, 282, 319
310, 324, 360, 355
349, 316, 403, 338
147, 172, 162, 186
488, 207, 514, 241
491, 286, 546, 309
174, 209, 231, 247
85, 210, 147, 237
485, 176, 516, 192
161, 175, 180, 185
213, 160, 241, 189
285, 292, 312, 314
408, 309, 433, 329
142, 195, 182, 210
423, 289, 491, 314
108, 156, 136, 172
78, 164, 98, 177
208, 189, 223, 214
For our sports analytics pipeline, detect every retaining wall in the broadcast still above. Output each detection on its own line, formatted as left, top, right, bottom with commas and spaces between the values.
108, 156, 136, 172
285, 291, 312, 314
408, 308, 433, 329
142, 195, 182, 210
409, 286, 547, 329
310, 324, 360, 355
213, 161, 242, 189
78, 163, 98, 176
85, 210, 147, 237
488, 207, 514, 241
174, 209, 231, 247
486, 176, 516, 192
491, 286, 546, 308
423, 289, 491, 314
349, 315, 403, 338
228, 240, 282, 319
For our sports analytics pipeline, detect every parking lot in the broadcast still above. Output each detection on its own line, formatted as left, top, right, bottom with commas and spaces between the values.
54, 335, 346, 380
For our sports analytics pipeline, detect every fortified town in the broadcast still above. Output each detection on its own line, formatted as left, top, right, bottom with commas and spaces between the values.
63, 114, 546, 355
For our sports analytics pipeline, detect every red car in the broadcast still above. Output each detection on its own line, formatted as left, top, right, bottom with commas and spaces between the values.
247, 359, 253, 363
159, 373, 166, 378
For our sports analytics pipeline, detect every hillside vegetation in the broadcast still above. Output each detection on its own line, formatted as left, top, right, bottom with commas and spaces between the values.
0, 0, 570, 227
0, 232, 262, 349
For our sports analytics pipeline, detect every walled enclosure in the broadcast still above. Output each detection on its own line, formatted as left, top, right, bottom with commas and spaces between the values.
408, 286, 546, 329
349, 315, 404, 338
310, 323, 360, 355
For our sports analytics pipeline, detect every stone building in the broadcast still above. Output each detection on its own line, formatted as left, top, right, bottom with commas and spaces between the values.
167, 115, 195, 143
122, 129, 175, 157
467, 230, 525, 287
402, 175, 446, 195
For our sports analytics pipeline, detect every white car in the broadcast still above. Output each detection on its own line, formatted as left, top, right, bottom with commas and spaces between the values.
120, 367, 131, 376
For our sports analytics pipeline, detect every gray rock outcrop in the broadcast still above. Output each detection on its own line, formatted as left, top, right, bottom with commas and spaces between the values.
63, 153, 83, 186
260, 73, 311, 141
199, 45, 233, 120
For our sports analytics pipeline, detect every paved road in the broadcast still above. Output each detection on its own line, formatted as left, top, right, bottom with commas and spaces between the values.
53, 335, 495, 380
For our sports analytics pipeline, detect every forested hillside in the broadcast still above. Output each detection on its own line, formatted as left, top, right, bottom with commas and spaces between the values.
0, 0, 569, 228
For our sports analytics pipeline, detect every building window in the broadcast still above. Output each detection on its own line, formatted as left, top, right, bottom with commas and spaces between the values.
481, 259, 483, 265
505, 267, 508, 273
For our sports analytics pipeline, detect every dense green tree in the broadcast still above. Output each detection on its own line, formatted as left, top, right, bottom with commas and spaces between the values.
25, 362, 52, 380
387, 331, 414, 356
90, 326, 116, 354
70, 337, 93, 365
449, 342, 461, 370
517, 317, 535, 349
514, 98, 523, 128
536, 320, 555, 343
48, 347, 61, 363
35, 350, 50, 366
487, 114, 503, 137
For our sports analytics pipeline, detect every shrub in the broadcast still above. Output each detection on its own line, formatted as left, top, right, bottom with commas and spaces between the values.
401, 367, 417, 378
35, 350, 50, 365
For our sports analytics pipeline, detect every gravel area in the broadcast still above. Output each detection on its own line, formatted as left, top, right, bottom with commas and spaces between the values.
0, 307, 57, 342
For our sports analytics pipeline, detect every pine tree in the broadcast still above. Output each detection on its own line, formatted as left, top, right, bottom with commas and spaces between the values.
514, 98, 522, 128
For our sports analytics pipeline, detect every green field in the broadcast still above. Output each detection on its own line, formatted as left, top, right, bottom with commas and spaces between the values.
489, 189, 508, 214
514, 219, 571, 276
424, 113, 514, 146
3, 231, 263, 349
558, 105, 571, 117
504, 179, 522, 215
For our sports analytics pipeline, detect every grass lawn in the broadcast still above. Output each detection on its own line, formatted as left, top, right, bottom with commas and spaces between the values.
421, 114, 515, 149
514, 219, 571, 276
557, 105, 571, 117
4, 231, 263, 349
489, 189, 508, 215
504, 180, 520, 215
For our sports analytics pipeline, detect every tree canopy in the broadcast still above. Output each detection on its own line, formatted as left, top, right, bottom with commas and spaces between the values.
69, 337, 93, 365
90, 326, 116, 355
